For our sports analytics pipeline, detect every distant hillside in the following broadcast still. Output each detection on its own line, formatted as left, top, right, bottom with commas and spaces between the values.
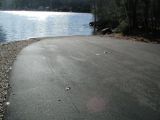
1, 0, 13, 9
0, 0, 91, 13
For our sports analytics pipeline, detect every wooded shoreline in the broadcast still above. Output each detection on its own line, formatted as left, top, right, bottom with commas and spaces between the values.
92, 0, 160, 38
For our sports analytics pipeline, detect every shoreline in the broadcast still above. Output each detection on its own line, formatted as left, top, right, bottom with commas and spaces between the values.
0, 10, 92, 14
102, 34, 160, 44
0, 38, 40, 120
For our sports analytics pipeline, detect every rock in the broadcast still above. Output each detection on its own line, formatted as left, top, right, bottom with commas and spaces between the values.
65, 86, 71, 91
101, 28, 112, 35
89, 22, 95, 26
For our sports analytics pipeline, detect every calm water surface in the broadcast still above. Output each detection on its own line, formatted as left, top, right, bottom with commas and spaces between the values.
0, 11, 93, 42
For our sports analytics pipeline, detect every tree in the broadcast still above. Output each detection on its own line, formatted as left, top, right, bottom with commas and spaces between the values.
11, 0, 91, 12
94, 0, 160, 35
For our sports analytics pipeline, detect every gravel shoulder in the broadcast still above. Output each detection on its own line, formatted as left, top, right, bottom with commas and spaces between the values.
0, 38, 40, 120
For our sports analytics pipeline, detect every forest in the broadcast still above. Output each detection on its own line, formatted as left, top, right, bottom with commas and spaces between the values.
0, 0, 91, 13
94, 0, 160, 36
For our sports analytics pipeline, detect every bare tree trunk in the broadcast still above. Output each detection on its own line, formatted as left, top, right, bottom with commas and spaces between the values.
93, 0, 97, 34
132, 0, 138, 30
144, 0, 150, 32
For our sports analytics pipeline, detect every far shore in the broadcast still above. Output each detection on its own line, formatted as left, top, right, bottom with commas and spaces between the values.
0, 10, 92, 14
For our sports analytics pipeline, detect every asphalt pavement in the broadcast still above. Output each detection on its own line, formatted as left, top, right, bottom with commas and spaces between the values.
6, 36, 160, 120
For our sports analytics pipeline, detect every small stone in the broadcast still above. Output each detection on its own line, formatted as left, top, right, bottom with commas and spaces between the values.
0, 114, 3, 118
9, 67, 12, 70
96, 54, 100, 56
104, 51, 111, 54
65, 87, 71, 91
5, 102, 10, 106
104, 51, 108, 54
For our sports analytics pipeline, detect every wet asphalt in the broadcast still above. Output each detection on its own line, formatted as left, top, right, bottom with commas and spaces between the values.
6, 36, 160, 120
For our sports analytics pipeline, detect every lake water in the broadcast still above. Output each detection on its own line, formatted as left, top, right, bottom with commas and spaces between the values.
0, 11, 93, 42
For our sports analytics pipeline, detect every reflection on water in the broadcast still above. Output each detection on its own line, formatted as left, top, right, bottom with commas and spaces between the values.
0, 11, 93, 42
